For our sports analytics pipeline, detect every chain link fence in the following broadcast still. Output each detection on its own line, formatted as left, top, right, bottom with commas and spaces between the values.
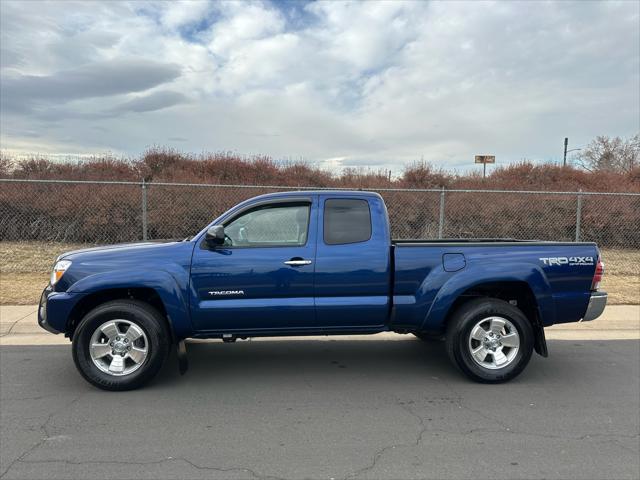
1, 178, 638, 247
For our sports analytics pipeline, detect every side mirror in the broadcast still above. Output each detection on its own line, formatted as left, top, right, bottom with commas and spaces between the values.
205, 225, 225, 245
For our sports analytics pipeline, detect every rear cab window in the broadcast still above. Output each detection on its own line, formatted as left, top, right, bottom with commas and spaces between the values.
324, 199, 372, 245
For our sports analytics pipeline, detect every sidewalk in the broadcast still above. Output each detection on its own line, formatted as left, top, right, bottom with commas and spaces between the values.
1, 304, 638, 346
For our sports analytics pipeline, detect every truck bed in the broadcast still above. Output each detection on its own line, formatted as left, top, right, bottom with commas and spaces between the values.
391, 240, 600, 332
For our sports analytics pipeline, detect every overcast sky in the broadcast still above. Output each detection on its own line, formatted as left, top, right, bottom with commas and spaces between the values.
1, 0, 638, 173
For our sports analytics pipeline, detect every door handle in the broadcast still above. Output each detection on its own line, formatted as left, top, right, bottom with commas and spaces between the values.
284, 259, 312, 266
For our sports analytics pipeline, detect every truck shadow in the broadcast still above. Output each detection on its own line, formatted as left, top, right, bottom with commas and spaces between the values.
152, 338, 640, 389
1, 339, 635, 393
154, 336, 592, 388
158, 337, 453, 385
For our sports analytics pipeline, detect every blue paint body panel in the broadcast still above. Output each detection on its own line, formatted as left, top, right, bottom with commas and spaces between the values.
39, 190, 601, 341
314, 193, 391, 328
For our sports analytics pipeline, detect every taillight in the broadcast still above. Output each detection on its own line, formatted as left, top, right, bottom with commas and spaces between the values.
591, 258, 604, 291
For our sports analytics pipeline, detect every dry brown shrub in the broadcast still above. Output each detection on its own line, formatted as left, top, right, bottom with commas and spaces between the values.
1, 149, 638, 245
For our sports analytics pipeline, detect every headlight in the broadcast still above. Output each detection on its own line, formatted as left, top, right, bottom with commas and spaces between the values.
50, 260, 72, 285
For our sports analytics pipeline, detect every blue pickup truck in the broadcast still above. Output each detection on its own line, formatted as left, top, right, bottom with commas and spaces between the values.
39, 190, 607, 390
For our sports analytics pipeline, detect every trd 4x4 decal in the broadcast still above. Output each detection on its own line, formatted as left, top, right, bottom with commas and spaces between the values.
539, 256, 595, 266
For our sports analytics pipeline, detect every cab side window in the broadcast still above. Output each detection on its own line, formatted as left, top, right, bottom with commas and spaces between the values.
323, 199, 372, 245
224, 203, 310, 247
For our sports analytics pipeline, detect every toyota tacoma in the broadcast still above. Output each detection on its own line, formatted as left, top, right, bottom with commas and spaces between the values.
38, 191, 607, 390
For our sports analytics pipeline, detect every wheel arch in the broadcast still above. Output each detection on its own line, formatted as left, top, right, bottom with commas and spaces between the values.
66, 288, 175, 343
65, 268, 192, 340
443, 281, 548, 357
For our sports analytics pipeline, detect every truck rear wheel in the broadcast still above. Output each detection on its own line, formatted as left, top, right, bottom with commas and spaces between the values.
445, 298, 533, 383
72, 300, 170, 391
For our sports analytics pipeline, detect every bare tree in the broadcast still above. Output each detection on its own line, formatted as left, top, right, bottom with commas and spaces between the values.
575, 133, 639, 173
0, 153, 14, 177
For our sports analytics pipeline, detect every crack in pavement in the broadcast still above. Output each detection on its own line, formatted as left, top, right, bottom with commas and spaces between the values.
2, 395, 638, 480
608, 438, 640, 455
437, 375, 513, 431
340, 394, 639, 480
10, 457, 288, 480
404, 426, 640, 442
1, 394, 61, 402
2, 348, 637, 480
342, 399, 428, 480
0, 309, 38, 338
0, 392, 85, 479
435, 376, 640, 447
0, 389, 287, 480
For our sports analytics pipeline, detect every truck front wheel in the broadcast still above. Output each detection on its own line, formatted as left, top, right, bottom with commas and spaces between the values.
445, 298, 534, 383
72, 300, 170, 391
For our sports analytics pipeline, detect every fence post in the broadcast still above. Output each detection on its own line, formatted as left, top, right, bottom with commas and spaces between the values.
438, 186, 446, 239
575, 189, 582, 242
141, 179, 148, 241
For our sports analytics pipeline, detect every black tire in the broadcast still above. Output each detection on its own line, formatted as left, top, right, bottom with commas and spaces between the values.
413, 332, 444, 342
445, 298, 534, 383
72, 300, 170, 391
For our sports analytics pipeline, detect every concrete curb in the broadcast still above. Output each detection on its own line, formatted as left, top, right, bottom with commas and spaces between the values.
1, 304, 638, 346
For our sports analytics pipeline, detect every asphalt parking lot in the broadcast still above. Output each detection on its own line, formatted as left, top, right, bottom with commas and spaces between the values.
1, 335, 639, 480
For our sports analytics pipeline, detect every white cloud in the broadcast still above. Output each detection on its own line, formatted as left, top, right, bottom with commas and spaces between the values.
305, 1, 419, 73
159, 0, 213, 30
0, 0, 638, 173
207, 2, 286, 57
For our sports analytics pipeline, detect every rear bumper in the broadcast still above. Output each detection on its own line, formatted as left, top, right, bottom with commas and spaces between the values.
582, 291, 607, 322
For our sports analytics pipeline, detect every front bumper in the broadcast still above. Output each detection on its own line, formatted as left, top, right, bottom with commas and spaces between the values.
582, 291, 607, 322
38, 286, 84, 335
38, 286, 60, 333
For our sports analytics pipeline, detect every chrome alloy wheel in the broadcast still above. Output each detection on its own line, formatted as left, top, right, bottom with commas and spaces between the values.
467, 316, 520, 370
89, 319, 149, 376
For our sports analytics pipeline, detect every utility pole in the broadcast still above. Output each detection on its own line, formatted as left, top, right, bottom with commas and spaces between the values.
563, 138, 582, 167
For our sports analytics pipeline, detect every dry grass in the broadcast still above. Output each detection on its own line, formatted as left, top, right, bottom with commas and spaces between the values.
0, 242, 86, 305
600, 249, 640, 304
0, 241, 87, 274
0, 273, 49, 305
0, 242, 637, 305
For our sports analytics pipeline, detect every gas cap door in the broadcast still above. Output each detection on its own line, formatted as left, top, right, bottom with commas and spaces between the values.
443, 253, 466, 272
